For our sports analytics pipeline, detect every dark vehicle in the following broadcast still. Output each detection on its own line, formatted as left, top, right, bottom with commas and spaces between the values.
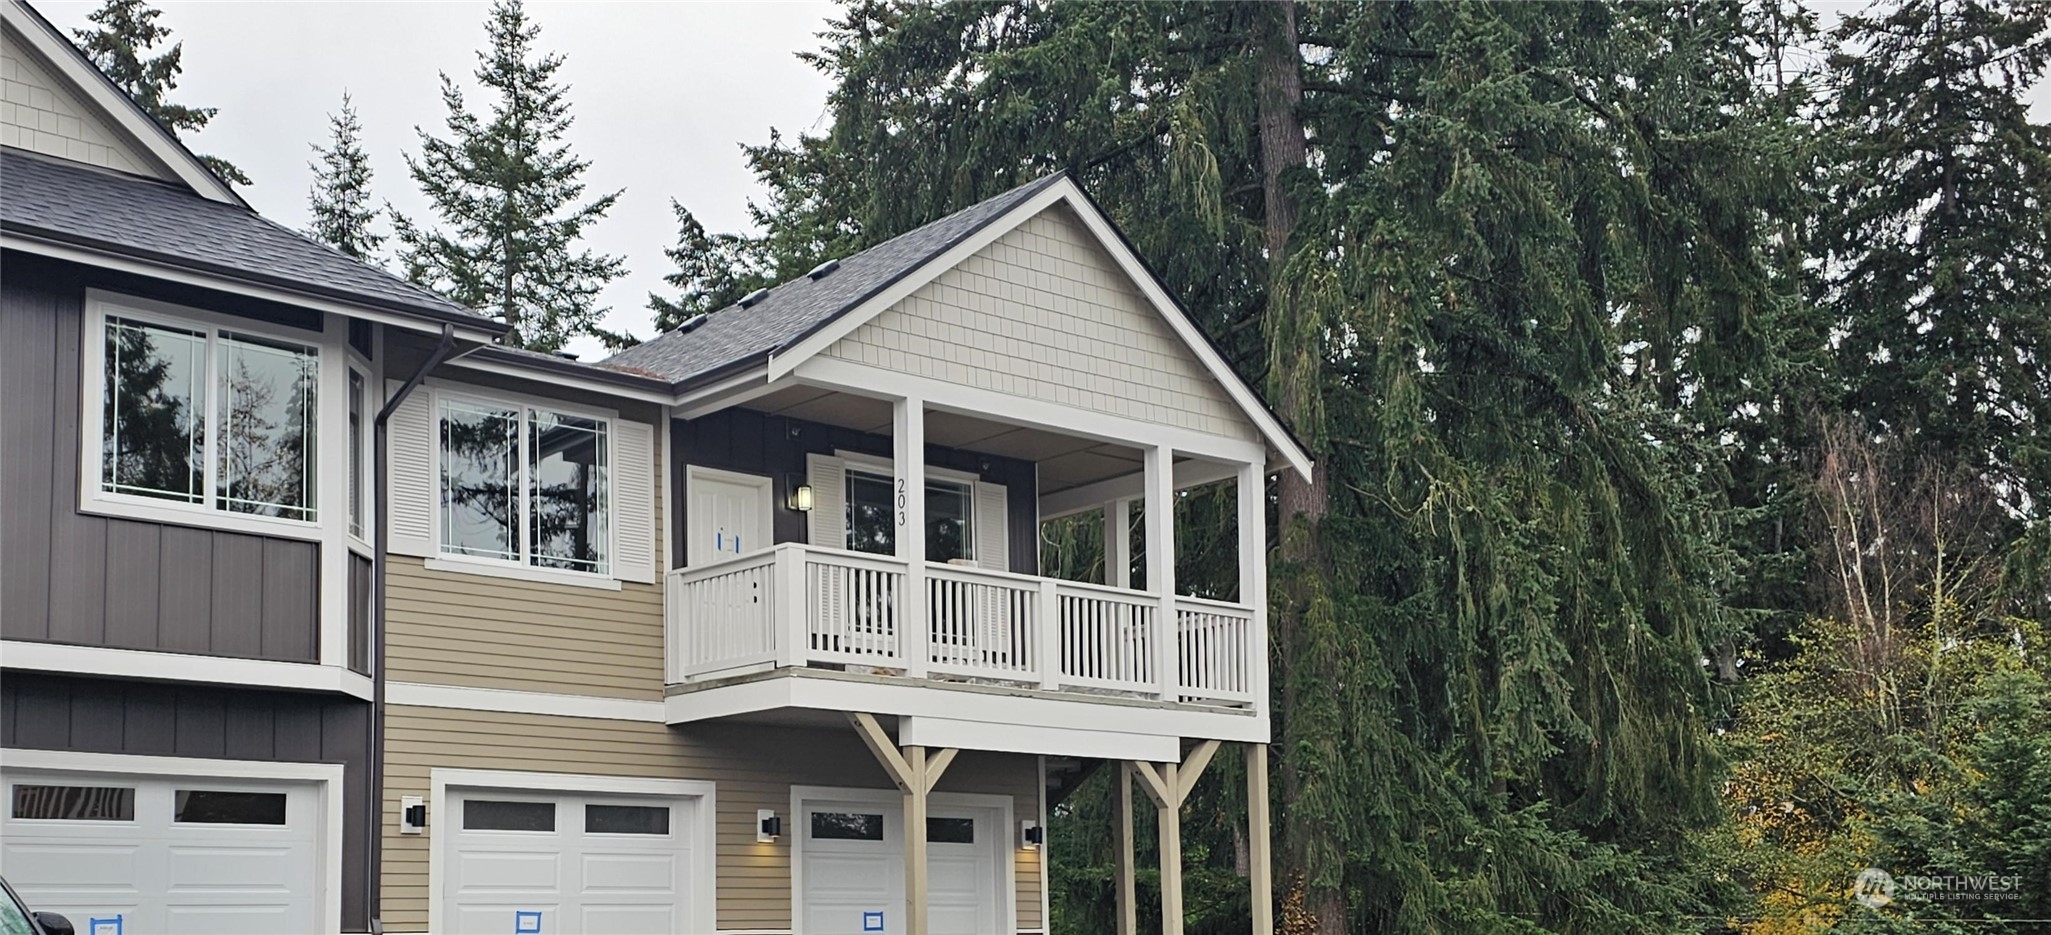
0, 878, 70, 935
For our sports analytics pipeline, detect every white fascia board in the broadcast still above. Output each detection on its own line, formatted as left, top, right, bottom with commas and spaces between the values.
674, 365, 778, 419
664, 673, 1271, 744
794, 357, 1269, 466
764, 182, 1073, 383
1039, 458, 1247, 520
0, 1, 243, 205
0, 234, 504, 343
444, 354, 677, 406
1, 640, 372, 700
899, 716, 1180, 762
386, 681, 667, 722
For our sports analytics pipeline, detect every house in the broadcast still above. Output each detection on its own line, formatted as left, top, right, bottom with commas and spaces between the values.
0, 1, 1309, 933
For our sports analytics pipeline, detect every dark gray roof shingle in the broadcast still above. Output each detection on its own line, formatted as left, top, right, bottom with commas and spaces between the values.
1, 149, 499, 330
602, 172, 1065, 386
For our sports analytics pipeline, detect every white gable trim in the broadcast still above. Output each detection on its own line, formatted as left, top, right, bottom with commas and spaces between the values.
1, 0, 243, 205
764, 177, 1313, 480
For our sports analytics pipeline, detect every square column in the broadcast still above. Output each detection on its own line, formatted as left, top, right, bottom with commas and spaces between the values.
1143, 446, 1175, 700
895, 397, 928, 677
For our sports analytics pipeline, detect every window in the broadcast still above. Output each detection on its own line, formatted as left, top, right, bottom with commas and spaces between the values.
440, 399, 609, 574
11, 784, 134, 821
586, 804, 669, 835
927, 817, 976, 844
463, 799, 556, 832
810, 811, 885, 841
349, 369, 365, 538
846, 470, 973, 563
174, 790, 287, 825
100, 311, 320, 522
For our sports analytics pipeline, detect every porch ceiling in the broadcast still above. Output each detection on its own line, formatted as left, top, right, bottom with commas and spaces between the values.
736, 387, 1155, 494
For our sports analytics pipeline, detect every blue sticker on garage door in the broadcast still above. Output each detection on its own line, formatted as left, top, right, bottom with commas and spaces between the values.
863, 910, 885, 931
515, 910, 542, 933
89, 917, 121, 935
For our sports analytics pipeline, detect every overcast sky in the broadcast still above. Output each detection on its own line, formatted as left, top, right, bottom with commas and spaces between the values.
33, 2, 2051, 361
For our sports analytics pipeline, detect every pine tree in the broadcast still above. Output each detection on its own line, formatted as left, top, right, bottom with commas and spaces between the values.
393, 0, 625, 352
71, 0, 250, 186
647, 199, 771, 331
306, 91, 383, 261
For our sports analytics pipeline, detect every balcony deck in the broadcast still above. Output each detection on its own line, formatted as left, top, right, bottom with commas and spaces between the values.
666, 543, 1258, 709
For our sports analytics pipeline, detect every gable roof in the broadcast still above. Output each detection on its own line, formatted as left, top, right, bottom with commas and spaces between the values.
2, 148, 501, 333
603, 173, 1066, 387
604, 174, 1312, 479
2, 0, 242, 205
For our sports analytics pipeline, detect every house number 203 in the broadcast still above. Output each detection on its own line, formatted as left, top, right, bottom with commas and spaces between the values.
896, 478, 908, 526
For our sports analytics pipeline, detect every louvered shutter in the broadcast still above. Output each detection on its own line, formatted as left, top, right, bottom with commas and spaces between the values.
385, 382, 436, 557
975, 481, 1010, 572
807, 453, 847, 549
611, 420, 658, 583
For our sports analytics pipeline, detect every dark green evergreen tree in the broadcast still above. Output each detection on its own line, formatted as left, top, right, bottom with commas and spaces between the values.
71, 0, 249, 186
393, 0, 625, 352
306, 91, 383, 261
647, 199, 772, 330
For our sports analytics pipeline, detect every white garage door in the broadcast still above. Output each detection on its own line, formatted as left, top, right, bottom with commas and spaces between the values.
443, 788, 698, 935
799, 799, 1001, 935
1, 770, 321, 935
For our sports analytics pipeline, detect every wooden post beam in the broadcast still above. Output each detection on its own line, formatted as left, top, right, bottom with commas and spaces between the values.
845, 713, 959, 935
1247, 742, 1274, 935
1115, 762, 1137, 935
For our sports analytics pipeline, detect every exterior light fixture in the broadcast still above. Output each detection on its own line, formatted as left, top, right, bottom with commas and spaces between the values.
787, 477, 814, 512
758, 809, 783, 842
1020, 820, 1043, 849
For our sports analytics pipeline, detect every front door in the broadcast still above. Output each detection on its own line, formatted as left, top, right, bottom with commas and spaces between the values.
687, 468, 772, 566
798, 797, 1003, 935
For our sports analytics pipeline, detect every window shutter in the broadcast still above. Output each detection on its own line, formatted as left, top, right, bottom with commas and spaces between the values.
384, 382, 436, 557
975, 481, 1010, 572
808, 454, 846, 550
611, 420, 658, 583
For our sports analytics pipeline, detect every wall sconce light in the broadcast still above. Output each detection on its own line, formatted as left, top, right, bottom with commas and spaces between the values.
758, 809, 783, 842
786, 477, 814, 512
1020, 820, 1043, 850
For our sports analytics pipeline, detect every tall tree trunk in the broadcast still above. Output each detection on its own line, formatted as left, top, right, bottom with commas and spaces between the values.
1255, 2, 1341, 933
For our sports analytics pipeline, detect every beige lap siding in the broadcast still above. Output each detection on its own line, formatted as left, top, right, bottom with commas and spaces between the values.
380, 706, 1046, 933
824, 203, 1261, 443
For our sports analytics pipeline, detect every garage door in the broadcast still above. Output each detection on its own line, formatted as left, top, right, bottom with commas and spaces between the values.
1, 770, 321, 934
443, 788, 698, 935
799, 799, 1000, 935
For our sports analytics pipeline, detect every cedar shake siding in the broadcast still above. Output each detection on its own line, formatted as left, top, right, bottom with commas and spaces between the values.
0, 255, 322, 661
672, 407, 1040, 574
379, 708, 1045, 933
0, 672, 373, 932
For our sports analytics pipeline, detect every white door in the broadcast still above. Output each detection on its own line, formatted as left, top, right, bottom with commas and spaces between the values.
688, 468, 772, 565
799, 799, 1002, 935
443, 788, 696, 935
0, 770, 321, 934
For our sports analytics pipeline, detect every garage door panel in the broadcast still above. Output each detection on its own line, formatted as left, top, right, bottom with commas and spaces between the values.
454, 902, 561, 934
579, 851, 677, 891
166, 845, 304, 888
0, 841, 144, 888
443, 788, 698, 935
165, 904, 299, 935
453, 850, 563, 891
578, 904, 676, 934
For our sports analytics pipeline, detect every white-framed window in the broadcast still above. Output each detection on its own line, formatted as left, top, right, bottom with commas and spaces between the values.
845, 465, 974, 563
84, 295, 325, 533
347, 367, 367, 540
437, 394, 611, 576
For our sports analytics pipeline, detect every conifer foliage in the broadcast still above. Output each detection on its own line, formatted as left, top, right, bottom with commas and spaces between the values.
306, 92, 382, 261
71, 0, 249, 186
393, 0, 625, 352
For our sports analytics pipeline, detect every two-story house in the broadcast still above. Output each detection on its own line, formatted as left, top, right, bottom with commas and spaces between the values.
1, 3, 1308, 933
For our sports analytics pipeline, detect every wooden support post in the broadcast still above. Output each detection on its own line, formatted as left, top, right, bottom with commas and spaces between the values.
847, 713, 957, 935
1132, 741, 1219, 935
1104, 498, 1132, 589
1247, 742, 1274, 935
1115, 762, 1137, 935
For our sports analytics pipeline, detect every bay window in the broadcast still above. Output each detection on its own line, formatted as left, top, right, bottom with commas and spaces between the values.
439, 398, 610, 575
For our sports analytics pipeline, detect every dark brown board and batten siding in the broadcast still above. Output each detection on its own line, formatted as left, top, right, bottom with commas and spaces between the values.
673, 407, 1040, 574
0, 254, 318, 661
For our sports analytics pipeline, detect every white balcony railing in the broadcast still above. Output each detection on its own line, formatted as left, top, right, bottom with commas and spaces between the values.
666, 543, 1259, 706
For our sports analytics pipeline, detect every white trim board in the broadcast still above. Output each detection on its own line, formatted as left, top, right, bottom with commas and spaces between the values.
762, 176, 1313, 480
0, 640, 373, 700
427, 768, 718, 935
0, 749, 347, 934
385, 681, 667, 722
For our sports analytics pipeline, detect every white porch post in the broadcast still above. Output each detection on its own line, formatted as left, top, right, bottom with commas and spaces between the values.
1237, 461, 1267, 707
1144, 446, 1176, 700
1248, 742, 1275, 935
895, 396, 928, 677
1103, 497, 1132, 589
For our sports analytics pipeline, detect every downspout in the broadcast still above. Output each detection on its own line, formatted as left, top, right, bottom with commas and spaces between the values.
369, 324, 460, 934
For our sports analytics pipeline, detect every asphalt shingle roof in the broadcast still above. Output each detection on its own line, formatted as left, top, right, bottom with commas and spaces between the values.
602, 172, 1066, 386
1, 149, 498, 330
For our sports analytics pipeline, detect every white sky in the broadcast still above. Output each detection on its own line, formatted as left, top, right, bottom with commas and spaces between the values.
32, 2, 2051, 361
